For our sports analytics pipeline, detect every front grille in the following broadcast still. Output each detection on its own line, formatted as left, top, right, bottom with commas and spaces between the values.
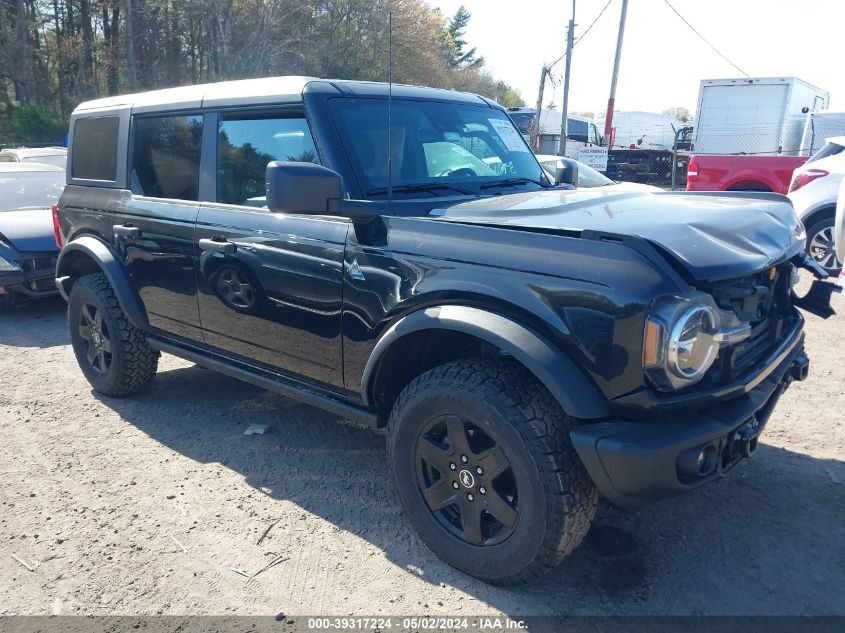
709, 314, 793, 384
31, 277, 56, 292
732, 318, 774, 375
701, 262, 797, 387
21, 256, 57, 273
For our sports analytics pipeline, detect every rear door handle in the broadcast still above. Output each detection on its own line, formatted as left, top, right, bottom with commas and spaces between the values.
199, 238, 236, 255
113, 225, 141, 238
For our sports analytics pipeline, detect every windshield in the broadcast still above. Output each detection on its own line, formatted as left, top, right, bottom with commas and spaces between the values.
23, 154, 67, 169
507, 112, 535, 136
576, 162, 614, 187
540, 158, 614, 187
0, 171, 65, 211
329, 98, 545, 197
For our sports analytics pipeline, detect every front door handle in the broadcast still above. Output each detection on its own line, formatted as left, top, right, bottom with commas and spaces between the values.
199, 238, 236, 255
113, 224, 141, 238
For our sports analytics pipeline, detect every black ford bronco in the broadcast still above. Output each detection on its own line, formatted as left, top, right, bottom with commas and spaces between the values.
55, 77, 831, 585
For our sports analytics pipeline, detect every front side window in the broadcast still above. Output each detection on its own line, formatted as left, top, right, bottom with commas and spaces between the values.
217, 115, 320, 206
131, 115, 203, 200
72, 116, 119, 181
329, 98, 543, 197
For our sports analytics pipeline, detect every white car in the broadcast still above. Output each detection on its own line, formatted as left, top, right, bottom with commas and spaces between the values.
535, 154, 661, 193
834, 177, 845, 272
787, 136, 845, 275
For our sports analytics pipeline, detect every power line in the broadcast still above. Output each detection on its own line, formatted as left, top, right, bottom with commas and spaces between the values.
547, 0, 614, 71
574, 0, 614, 48
662, 0, 750, 77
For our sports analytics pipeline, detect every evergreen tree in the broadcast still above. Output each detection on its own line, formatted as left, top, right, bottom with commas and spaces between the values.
447, 5, 483, 69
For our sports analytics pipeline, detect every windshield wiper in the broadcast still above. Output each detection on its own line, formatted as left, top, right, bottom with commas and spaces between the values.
366, 182, 478, 197
479, 177, 551, 190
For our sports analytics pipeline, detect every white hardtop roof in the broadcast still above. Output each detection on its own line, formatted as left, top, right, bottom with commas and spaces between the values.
73, 76, 318, 114
826, 136, 845, 146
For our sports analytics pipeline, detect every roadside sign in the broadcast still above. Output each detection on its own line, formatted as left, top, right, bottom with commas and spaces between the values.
577, 146, 609, 171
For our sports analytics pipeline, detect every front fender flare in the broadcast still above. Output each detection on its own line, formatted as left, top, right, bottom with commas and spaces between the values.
56, 236, 148, 330
361, 305, 610, 420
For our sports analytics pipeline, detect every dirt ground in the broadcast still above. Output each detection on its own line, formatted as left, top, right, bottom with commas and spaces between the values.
0, 282, 843, 617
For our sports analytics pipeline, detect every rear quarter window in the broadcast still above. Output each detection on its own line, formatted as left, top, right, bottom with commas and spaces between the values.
72, 116, 120, 180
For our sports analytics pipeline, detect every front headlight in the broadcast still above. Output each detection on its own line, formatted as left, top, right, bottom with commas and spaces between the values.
666, 305, 718, 380
0, 255, 22, 272
643, 295, 749, 391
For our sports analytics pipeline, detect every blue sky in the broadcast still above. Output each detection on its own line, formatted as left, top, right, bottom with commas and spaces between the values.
431, 0, 845, 116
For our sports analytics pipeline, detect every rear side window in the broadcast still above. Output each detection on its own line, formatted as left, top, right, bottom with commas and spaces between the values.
72, 116, 119, 180
132, 115, 203, 200
807, 142, 845, 164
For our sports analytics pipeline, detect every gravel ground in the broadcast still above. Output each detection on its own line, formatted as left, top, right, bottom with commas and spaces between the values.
0, 285, 843, 617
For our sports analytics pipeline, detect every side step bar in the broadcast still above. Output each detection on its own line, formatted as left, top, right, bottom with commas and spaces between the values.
147, 336, 380, 429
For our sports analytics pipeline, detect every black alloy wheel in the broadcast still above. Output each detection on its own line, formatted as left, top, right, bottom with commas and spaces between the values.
77, 301, 113, 374
68, 273, 159, 396
415, 414, 519, 546
387, 358, 598, 584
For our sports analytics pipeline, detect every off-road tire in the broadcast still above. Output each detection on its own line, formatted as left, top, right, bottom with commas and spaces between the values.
68, 273, 159, 396
387, 358, 597, 585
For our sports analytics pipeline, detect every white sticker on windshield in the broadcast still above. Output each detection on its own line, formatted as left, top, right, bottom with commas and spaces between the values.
488, 118, 529, 153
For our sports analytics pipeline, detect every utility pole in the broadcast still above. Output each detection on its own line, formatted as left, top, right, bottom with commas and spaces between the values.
603, 0, 629, 145
530, 66, 548, 151
558, 0, 575, 157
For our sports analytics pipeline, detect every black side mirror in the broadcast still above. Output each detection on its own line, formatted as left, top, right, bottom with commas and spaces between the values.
554, 158, 579, 186
265, 161, 343, 214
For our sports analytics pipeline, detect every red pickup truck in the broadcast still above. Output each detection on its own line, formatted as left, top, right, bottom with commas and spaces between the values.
686, 155, 807, 194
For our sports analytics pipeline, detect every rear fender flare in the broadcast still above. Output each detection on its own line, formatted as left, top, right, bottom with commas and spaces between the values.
56, 236, 148, 330
361, 305, 610, 420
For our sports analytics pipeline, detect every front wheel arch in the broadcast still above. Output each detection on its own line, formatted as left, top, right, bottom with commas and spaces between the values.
361, 305, 609, 421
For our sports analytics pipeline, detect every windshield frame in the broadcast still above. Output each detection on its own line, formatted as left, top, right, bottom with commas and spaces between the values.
327, 96, 549, 200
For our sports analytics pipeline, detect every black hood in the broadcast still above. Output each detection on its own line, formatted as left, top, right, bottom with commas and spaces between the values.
431, 189, 806, 282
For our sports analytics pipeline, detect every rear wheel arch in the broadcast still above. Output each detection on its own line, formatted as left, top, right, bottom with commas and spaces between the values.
362, 305, 609, 422
56, 236, 148, 330
726, 179, 773, 192
800, 204, 836, 232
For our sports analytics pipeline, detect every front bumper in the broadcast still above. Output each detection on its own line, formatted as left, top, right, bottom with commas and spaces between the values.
0, 254, 59, 298
571, 329, 807, 508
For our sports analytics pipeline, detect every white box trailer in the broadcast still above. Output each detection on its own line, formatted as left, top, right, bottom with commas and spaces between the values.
692, 77, 829, 156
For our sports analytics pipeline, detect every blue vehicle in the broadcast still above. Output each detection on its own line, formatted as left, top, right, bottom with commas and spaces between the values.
0, 163, 64, 307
